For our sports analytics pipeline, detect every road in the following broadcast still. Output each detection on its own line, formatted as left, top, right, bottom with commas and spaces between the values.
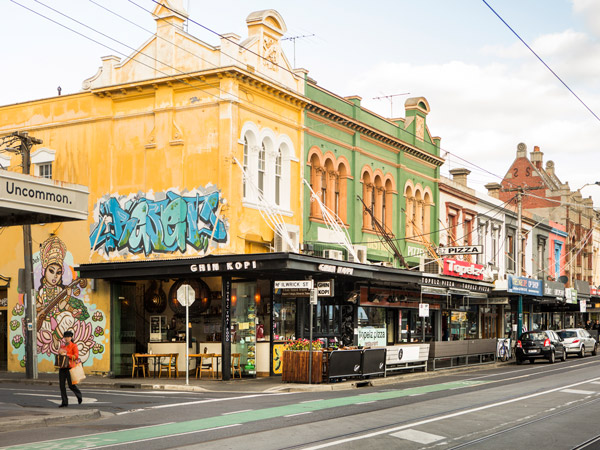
2, 356, 600, 449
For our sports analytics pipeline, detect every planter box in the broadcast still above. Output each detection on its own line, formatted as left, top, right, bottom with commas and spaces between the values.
282, 350, 323, 383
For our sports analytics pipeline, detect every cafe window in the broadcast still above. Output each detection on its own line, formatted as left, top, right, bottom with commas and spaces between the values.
450, 305, 477, 340
358, 306, 386, 328
273, 298, 296, 341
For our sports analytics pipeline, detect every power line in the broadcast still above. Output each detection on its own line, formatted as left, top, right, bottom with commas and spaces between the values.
481, 0, 600, 124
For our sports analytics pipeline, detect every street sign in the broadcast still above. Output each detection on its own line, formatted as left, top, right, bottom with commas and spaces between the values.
274, 280, 314, 290
437, 245, 483, 256
418, 303, 429, 317
310, 289, 318, 305
316, 280, 334, 297
177, 284, 195, 307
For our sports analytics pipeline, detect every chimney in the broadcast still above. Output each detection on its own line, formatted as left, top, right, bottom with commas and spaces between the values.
516, 142, 527, 158
530, 145, 543, 169
449, 168, 471, 187
485, 182, 502, 199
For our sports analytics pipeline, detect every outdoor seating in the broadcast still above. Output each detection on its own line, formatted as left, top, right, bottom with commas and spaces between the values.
131, 353, 148, 378
231, 353, 242, 378
195, 353, 216, 379
158, 353, 178, 378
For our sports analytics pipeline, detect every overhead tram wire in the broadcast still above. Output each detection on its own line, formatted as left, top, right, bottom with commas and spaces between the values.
13, 0, 306, 135
482, 0, 600, 124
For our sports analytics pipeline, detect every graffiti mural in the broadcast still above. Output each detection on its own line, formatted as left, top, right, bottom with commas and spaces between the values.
9, 236, 107, 368
89, 186, 228, 257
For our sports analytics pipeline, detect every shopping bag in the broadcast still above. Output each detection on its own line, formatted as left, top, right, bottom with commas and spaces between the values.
55, 354, 69, 369
70, 363, 86, 385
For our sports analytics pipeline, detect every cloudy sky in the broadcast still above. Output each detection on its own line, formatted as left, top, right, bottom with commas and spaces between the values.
2, 0, 600, 206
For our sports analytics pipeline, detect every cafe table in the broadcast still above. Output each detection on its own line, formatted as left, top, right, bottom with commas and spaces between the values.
133, 353, 178, 378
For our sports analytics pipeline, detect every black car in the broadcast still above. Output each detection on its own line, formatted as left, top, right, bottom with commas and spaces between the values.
515, 330, 567, 364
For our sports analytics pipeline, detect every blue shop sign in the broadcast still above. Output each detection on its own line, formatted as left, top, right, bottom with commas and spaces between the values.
508, 275, 543, 296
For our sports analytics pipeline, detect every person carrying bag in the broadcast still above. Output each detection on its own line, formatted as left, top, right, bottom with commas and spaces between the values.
57, 330, 83, 407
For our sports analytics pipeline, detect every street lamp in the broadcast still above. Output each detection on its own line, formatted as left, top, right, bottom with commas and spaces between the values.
578, 181, 600, 191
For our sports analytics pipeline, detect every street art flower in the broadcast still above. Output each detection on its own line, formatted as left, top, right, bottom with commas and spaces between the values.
92, 311, 104, 321
72, 320, 96, 363
12, 335, 23, 349
12, 303, 24, 316
94, 326, 104, 337
92, 343, 104, 354
10, 320, 19, 331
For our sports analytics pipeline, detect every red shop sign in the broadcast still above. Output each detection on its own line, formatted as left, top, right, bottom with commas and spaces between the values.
443, 259, 485, 281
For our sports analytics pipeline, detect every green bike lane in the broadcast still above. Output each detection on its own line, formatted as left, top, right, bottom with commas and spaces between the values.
3, 380, 488, 450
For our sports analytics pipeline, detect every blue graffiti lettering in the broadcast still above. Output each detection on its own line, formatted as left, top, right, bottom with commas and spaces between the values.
90, 189, 227, 256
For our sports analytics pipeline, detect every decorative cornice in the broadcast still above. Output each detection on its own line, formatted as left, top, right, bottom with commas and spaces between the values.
305, 102, 445, 167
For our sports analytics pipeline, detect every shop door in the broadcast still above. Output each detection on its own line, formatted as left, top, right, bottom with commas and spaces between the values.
482, 313, 497, 339
231, 281, 257, 377
0, 309, 6, 371
111, 283, 137, 377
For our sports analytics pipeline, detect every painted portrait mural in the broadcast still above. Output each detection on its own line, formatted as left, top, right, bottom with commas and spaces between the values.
89, 186, 228, 258
9, 236, 108, 369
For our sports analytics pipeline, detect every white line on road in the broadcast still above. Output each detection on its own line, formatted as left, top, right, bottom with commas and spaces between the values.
222, 409, 253, 415
560, 389, 597, 395
301, 376, 600, 449
284, 412, 313, 417
356, 401, 376, 405
149, 393, 287, 409
116, 409, 146, 415
94, 424, 242, 449
300, 399, 324, 403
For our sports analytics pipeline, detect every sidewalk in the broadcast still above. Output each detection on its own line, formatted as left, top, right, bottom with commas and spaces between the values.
0, 361, 505, 432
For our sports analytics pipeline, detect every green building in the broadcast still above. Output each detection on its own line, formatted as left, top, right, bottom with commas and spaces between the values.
303, 79, 444, 268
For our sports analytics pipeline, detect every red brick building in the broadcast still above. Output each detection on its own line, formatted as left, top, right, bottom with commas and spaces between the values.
499, 143, 595, 286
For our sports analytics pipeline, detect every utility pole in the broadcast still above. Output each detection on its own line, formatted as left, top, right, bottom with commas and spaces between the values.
282, 34, 315, 68
501, 185, 543, 338
1, 131, 43, 379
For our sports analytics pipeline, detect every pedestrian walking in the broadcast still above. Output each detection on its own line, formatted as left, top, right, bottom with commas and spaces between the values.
58, 330, 82, 407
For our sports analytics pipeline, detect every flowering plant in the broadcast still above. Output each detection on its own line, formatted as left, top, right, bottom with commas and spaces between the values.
285, 338, 322, 351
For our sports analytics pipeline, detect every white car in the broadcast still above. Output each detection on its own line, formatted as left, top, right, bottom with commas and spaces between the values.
558, 328, 598, 358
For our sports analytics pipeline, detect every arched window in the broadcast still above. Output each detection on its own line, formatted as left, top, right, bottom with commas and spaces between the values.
243, 136, 249, 198
309, 153, 322, 219
337, 162, 348, 224
321, 167, 327, 207
384, 179, 393, 231
405, 185, 414, 238
258, 142, 266, 194
362, 172, 373, 230
275, 149, 282, 206
373, 175, 383, 227
423, 191, 432, 237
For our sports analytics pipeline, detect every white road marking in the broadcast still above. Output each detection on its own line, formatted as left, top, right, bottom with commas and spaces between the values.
591, 381, 600, 385
15, 393, 107, 404
356, 401, 376, 405
560, 389, 597, 395
300, 399, 323, 403
94, 424, 242, 449
301, 376, 600, 449
284, 412, 312, 417
390, 429, 445, 444
222, 409, 253, 415
149, 393, 288, 409
116, 409, 146, 415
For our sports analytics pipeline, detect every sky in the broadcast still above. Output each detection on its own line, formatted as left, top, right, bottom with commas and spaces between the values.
2, 0, 600, 207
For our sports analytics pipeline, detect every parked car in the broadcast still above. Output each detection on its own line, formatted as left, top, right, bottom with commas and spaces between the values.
515, 330, 567, 364
557, 328, 598, 358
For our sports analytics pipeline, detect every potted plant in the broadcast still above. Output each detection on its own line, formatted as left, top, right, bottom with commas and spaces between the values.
281, 339, 323, 383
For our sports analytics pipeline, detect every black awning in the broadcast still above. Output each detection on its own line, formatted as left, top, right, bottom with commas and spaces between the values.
76, 252, 419, 285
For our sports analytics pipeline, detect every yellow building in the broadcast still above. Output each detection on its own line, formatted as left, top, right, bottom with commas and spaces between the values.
0, 2, 306, 376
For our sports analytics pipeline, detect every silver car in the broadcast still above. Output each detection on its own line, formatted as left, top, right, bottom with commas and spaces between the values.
558, 328, 598, 358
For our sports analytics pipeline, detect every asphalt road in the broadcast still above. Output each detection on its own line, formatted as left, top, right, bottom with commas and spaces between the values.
2, 356, 600, 449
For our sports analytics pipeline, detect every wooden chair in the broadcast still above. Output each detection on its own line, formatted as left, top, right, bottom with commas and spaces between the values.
231, 353, 242, 379
159, 353, 178, 378
131, 354, 147, 378
195, 353, 215, 379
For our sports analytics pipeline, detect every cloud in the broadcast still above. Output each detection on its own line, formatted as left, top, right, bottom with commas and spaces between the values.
572, 0, 600, 37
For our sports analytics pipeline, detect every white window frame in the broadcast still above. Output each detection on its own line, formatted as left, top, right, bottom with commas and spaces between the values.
31, 147, 56, 178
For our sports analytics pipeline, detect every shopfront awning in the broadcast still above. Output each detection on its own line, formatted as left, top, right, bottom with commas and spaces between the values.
76, 252, 420, 285
0, 170, 88, 226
